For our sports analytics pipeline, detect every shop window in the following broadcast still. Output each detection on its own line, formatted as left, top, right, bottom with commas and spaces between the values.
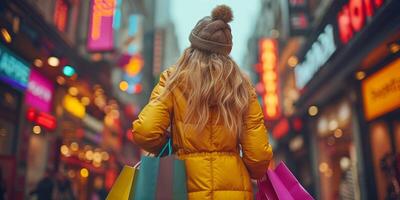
314, 99, 360, 200
370, 121, 392, 200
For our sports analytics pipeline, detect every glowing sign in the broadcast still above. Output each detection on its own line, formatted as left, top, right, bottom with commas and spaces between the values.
54, 0, 69, 32
0, 45, 30, 89
87, 0, 115, 51
124, 55, 143, 76
272, 118, 289, 139
295, 25, 336, 88
63, 95, 86, 118
26, 107, 57, 131
25, 70, 54, 113
337, 0, 385, 44
362, 59, 400, 121
112, 0, 122, 30
259, 39, 280, 120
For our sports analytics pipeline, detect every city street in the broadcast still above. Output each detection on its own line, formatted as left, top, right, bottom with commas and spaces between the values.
0, 0, 399, 199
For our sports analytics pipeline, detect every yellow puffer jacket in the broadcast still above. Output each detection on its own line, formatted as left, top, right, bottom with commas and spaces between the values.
132, 67, 273, 200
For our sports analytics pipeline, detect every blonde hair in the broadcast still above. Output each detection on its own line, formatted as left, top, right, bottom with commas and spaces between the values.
163, 47, 253, 135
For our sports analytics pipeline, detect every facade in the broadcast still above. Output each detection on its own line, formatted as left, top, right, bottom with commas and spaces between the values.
153, 0, 180, 75
0, 0, 156, 199
247, 0, 400, 199
292, 0, 400, 199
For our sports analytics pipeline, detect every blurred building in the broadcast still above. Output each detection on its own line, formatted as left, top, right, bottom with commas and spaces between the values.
248, 0, 400, 199
0, 0, 164, 199
153, 0, 180, 75
293, 0, 400, 199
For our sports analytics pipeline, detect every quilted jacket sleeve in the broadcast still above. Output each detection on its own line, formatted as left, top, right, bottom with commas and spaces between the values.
132, 69, 173, 154
240, 89, 273, 179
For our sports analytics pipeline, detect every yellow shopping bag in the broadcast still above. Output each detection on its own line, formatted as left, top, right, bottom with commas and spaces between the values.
106, 165, 138, 200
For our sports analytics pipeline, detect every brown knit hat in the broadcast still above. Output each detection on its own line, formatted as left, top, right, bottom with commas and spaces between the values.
189, 5, 233, 55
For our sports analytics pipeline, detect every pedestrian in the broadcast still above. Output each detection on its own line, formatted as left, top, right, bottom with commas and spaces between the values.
29, 169, 55, 200
55, 172, 75, 200
132, 5, 273, 200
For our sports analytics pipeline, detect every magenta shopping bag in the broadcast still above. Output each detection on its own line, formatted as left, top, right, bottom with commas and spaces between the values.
256, 162, 314, 200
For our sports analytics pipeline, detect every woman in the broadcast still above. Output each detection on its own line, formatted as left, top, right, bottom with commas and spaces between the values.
132, 5, 273, 200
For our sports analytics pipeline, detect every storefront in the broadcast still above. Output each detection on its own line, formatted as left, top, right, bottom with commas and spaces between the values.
358, 57, 400, 199
308, 96, 361, 200
293, 0, 400, 199
55, 84, 125, 199
0, 44, 30, 200
0, 44, 59, 199
24, 69, 57, 196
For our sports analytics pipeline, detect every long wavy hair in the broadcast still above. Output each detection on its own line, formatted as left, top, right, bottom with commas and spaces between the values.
162, 47, 253, 135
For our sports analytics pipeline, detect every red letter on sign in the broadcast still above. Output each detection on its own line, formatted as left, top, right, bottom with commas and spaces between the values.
364, 0, 375, 17
349, 0, 365, 31
337, 5, 353, 44
374, 0, 384, 8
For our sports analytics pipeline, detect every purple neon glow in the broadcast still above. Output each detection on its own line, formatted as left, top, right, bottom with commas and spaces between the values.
87, 0, 115, 51
25, 70, 54, 113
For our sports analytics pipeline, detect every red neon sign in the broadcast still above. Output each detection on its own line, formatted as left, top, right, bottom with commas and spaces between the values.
293, 118, 303, 132
259, 39, 280, 120
272, 118, 289, 139
26, 108, 57, 131
337, 0, 385, 44
54, 0, 69, 32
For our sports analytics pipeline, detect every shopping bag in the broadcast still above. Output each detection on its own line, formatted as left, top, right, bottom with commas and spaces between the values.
106, 165, 138, 200
256, 174, 279, 200
256, 162, 314, 200
133, 139, 188, 200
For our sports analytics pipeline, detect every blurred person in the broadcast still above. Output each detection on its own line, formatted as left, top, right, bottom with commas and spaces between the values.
29, 169, 55, 200
132, 5, 273, 200
90, 176, 107, 200
90, 186, 107, 200
54, 172, 75, 200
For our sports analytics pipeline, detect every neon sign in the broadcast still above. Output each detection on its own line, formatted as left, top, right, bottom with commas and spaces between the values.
259, 39, 280, 120
25, 70, 54, 113
0, 45, 30, 89
295, 25, 336, 88
337, 0, 385, 44
26, 107, 57, 131
63, 95, 86, 118
87, 0, 115, 51
54, 0, 69, 32
272, 118, 289, 139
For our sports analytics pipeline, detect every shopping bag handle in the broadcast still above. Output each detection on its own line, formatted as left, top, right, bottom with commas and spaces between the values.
157, 138, 172, 157
133, 139, 171, 169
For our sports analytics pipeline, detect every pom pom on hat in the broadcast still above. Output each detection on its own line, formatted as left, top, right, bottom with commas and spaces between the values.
189, 4, 233, 55
211, 5, 233, 23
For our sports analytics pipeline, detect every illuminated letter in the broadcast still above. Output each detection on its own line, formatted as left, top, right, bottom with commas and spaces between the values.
349, 0, 365, 32
337, 5, 353, 44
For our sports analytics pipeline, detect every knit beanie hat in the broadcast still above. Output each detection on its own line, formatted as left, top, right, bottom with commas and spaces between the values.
189, 5, 233, 55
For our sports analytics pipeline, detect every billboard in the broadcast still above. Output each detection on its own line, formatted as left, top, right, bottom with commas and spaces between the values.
87, 0, 115, 51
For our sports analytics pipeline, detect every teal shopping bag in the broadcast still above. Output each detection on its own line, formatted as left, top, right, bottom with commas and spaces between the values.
133, 139, 188, 200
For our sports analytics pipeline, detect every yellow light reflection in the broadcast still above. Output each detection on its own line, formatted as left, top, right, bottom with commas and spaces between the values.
80, 168, 89, 178
1, 28, 12, 43
119, 81, 129, 92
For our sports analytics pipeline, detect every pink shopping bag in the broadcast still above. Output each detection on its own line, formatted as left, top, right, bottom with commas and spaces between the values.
256, 162, 314, 200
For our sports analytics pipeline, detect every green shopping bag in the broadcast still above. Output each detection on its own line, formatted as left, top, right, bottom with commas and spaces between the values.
133, 139, 188, 200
